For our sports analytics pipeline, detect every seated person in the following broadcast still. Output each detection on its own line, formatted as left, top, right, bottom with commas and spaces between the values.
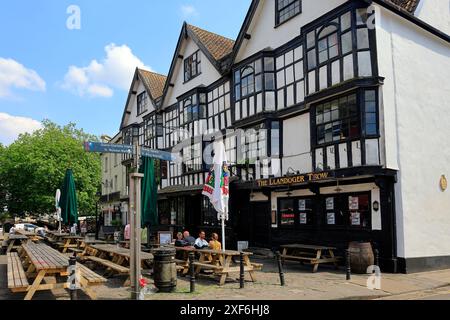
182, 231, 196, 246
174, 232, 186, 247
194, 231, 209, 250
209, 233, 222, 251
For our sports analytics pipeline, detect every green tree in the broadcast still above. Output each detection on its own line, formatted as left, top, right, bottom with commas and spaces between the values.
0, 120, 101, 218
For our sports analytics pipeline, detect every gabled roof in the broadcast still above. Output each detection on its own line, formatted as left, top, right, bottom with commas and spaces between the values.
138, 69, 167, 101
386, 0, 421, 14
186, 24, 235, 61
119, 68, 167, 130
159, 22, 235, 109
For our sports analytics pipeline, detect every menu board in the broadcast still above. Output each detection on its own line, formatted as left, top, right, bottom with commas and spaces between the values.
299, 212, 307, 224
327, 212, 335, 225
349, 196, 359, 210
326, 197, 334, 210
351, 212, 361, 225
298, 200, 306, 211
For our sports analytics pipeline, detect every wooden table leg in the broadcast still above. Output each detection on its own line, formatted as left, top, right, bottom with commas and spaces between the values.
312, 249, 322, 273
281, 248, 287, 265
219, 255, 231, 286
329, 249, 339, 269
24, 270, 46, 300
6, 240, 15, 253
244, 255, 256, 282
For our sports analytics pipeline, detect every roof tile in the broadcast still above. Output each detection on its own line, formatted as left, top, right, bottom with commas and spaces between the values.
186, 24, 235, 61
138, 69, 167, 100
387, 0, 421, 13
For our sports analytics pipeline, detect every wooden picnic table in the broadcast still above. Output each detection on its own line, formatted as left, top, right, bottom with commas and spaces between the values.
174, 247, 262, 285
280, 244, 340, 273
195, 249, 262, 286
174, 246, 196, 275
76, 239, 107, 248
80, 244, 153, 286
18, 242, 70, 300
6, 234, 29, 253
90, 244, 154, 262
59, 235, 84, 253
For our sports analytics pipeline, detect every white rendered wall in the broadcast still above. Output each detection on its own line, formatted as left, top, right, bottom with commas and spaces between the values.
282, 114, 312, 174
124, 81, 155, 126
376, 6, 450, 258
235, 0, 346, 62
414, 0, 450, 35
164, 38, 222, 107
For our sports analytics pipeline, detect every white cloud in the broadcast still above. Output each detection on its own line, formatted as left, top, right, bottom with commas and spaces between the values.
0, 58, 46, 98
0, 112, 42, 145
181, 5, 199, 17
61, 43, 151, 98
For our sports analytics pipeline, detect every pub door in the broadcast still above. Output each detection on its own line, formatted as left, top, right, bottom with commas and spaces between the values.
249, 201, 271, 248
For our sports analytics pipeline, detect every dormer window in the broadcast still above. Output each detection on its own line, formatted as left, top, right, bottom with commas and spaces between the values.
184, 51, 201, 82
137, 91, 148, 115
276, 0, 302, 26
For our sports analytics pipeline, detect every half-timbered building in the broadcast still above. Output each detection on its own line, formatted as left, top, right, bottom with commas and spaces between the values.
113, 0, 450, 273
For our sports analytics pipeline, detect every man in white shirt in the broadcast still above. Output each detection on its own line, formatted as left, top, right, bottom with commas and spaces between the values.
194, 231, 209, 249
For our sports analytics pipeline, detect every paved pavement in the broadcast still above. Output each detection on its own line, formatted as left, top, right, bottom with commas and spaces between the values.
1, 254, 450, 300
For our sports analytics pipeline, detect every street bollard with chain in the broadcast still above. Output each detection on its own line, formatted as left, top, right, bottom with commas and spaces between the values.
68, 253, 78, 300
346, 249, 351, 280
239, 252, 245, 289
189, 252, 195, 293
276, 251, 285, 286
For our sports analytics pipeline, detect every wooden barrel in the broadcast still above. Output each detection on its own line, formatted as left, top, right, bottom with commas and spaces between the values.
153, 247, 177, 292
348, 242, 374, 274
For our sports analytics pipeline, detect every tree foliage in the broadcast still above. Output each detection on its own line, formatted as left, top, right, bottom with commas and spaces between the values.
0, 120, 101, 217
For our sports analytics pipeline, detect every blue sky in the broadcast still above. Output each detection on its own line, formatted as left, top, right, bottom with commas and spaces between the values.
0, 0, 251, 145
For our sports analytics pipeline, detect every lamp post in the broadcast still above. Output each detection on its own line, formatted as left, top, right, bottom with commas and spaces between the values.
130, 125, 143, 300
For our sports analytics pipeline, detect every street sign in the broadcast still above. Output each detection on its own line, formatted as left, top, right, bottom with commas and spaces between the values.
84, 142, 133, 155
83, 141, 177, 162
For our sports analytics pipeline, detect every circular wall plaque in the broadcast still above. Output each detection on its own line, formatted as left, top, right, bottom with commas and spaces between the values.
440, 175, 447, 191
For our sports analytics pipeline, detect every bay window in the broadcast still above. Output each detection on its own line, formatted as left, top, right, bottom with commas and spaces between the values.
234, 55, 276, 121
305, 7, 375, 95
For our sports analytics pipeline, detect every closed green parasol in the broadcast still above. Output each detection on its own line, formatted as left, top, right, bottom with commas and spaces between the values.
59, 169, 78, 225
140, 157, 158, 228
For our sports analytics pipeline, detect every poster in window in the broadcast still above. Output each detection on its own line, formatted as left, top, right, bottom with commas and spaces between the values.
327, 212, 335, 225
170, 210, 177, 225
326, 197, 334, 210
281, 213, 295, 225
299, 212, 307, 224
349, 196, 359, 210
351, 212, 361, 225
298, 200, 306, 211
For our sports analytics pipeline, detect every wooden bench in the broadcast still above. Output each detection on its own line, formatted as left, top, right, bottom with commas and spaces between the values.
76, 263, 107, 299
192, 262, 224, 272
7, 252, 29, 292
85, 256, 130, 274
280, 244, 340, 273
251, 262, 264, 270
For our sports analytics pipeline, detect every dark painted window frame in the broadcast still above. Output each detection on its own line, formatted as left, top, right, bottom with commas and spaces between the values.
136, 91, 148, 116
303, 4, 378, 96
184, 50, 202, 83
275, 0, 302, 28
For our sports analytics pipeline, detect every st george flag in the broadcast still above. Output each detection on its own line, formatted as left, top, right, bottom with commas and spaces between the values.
202, 141, 230, 220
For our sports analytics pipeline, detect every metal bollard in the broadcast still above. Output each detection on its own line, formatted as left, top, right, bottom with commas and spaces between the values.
239, 252, 245, 289
276, 251, 285, 286
189, 252, 195, 293
375, 248, 380, 268
346, 249, 351, 280
69, 254, 78, 300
